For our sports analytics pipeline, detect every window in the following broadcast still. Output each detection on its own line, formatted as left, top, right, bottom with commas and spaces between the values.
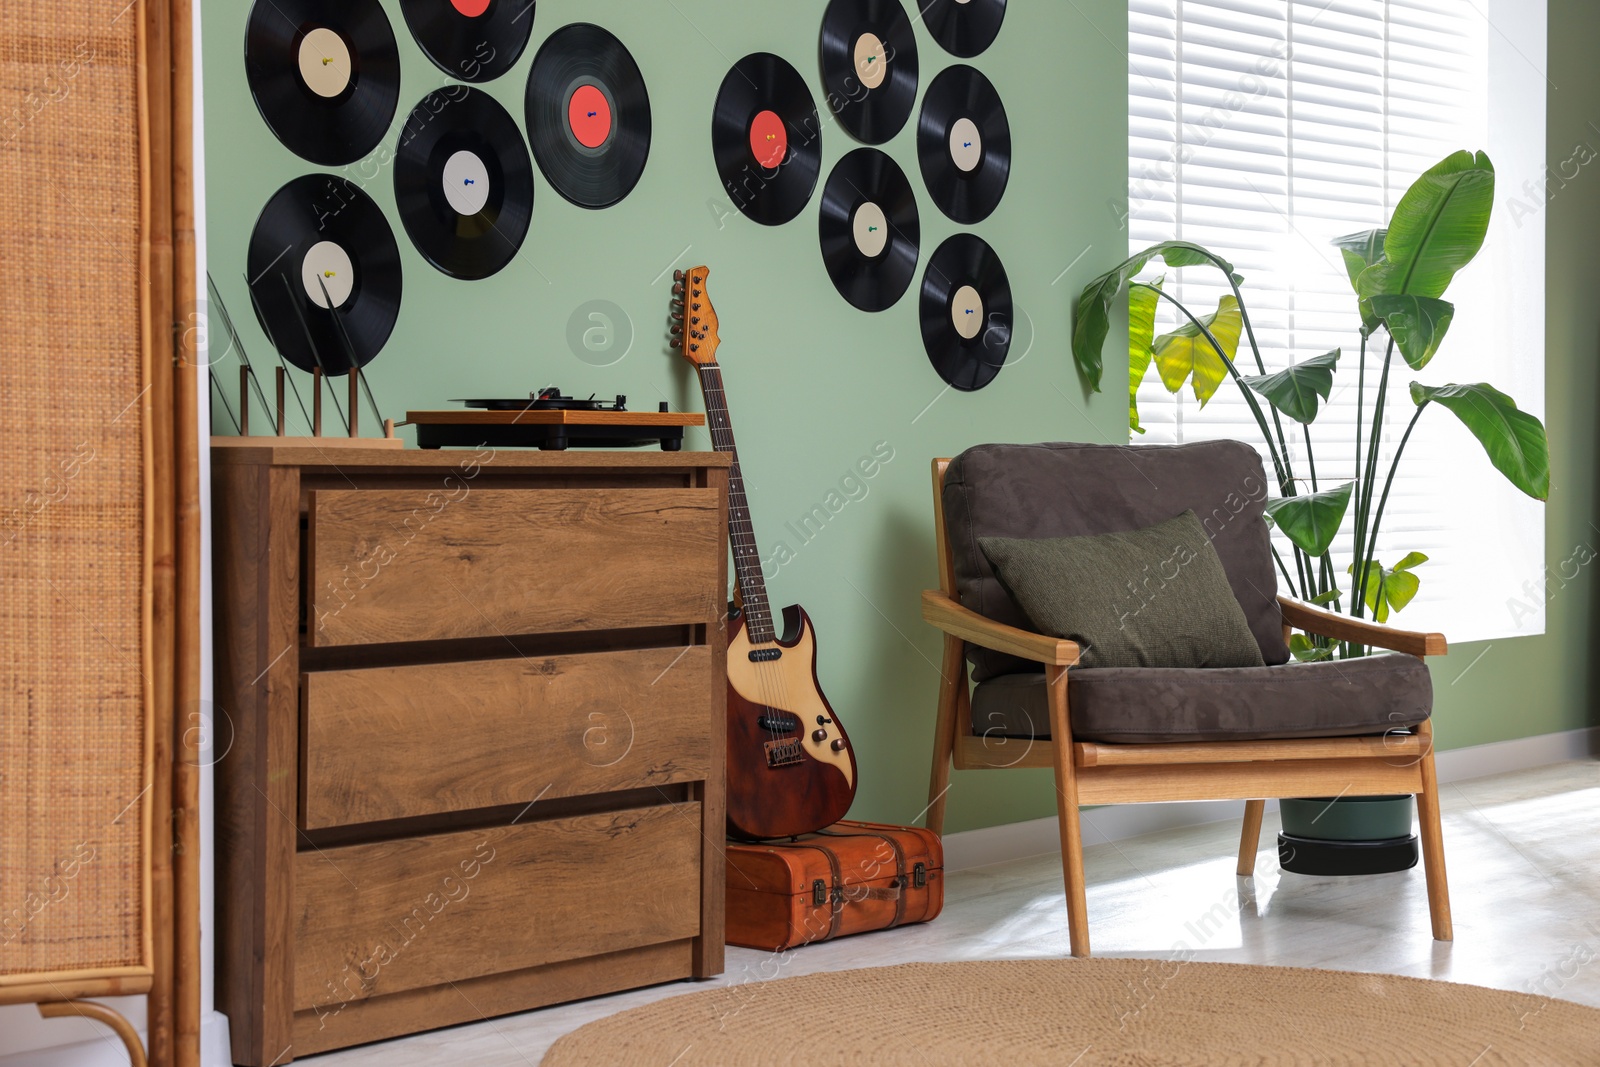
1129, 0, 1547, 642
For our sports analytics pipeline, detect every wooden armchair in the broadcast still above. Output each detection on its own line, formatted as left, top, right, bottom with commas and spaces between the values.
922, 445, 1451, 958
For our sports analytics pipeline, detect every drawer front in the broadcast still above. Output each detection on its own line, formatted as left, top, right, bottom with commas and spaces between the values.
293, 803, 702, 1013
300, 647, 715, 829
307, 487, 723, 646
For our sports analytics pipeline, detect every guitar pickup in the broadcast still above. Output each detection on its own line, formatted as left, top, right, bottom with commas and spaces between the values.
757, 713, 800, 733
748, 648, 782, 662
764, 738, 805, 768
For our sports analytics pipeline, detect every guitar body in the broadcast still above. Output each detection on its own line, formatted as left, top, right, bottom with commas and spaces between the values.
725, 603, 858, 840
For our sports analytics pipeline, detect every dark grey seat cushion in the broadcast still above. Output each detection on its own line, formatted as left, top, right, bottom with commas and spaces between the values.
944, 441, 1289, 681
970, 654, 1433, 744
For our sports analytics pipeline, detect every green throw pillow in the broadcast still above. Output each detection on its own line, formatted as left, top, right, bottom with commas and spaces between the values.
978, 510, 1265, 670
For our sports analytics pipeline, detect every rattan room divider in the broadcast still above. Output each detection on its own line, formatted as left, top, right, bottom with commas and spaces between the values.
0, 2, 200, 1065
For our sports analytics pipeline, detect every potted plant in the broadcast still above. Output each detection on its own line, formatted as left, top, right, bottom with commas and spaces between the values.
1070, 150, 1549, 873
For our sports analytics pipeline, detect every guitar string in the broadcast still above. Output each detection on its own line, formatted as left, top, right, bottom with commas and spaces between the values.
697, 362, 798, 748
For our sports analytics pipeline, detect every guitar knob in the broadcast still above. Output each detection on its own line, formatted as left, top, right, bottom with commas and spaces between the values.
831, 739, 848, 753
816, 716, 827, 725
812, 729, 827, 743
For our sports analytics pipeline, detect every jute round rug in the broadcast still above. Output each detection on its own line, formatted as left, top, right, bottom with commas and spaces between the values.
541, 959, 1600, 1065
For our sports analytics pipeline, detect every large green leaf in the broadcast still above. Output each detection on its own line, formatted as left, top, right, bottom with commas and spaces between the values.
1128, 279, 1162, 434
1263, 482, 1354, 558
1410, 382, 1550, 500
1242, 349, 1340, 424
1357, 151, 1495, 300
1072, 241, 1241, 391
1370, 295, 1454, 371
1332, 228, 1386, 332
1332, 228, 1385, 290
1153, 295, 1242, 406
1348, 552, 1428, 623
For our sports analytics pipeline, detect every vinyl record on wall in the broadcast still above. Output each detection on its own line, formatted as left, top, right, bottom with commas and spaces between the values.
920, 232, 1012, 391
393, 86, 535, 280
819, 0, 919, 144
819, 148, 920, 312
919, 0, 1007, 58
399, 0, 536, 83
525, 23, 652, 209
244, 0, 401, 166
917, 64, 1011, 224
246, 174, 403, 374
712, 53, 823, 226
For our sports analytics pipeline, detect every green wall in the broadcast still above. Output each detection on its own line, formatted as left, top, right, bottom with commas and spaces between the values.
202, 1, 1595, 836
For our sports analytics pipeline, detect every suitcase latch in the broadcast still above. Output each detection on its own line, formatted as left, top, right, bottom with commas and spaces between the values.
913, 862, 927, 889
812, 879, 828, 907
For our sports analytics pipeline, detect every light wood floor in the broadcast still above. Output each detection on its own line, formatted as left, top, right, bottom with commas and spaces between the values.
304, 760, 1600, 1066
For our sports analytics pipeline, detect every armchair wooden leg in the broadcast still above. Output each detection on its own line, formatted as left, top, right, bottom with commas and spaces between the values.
925, 635, 965, 836
1045, 664, 1090, 957
1237, 799, 1266, 876
1414, 720, 1453, 941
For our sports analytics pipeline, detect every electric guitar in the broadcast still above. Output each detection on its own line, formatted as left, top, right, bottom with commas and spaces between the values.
670, 266, 858, 840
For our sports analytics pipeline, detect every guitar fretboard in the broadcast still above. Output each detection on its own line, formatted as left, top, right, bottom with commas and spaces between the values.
696, 363, 776, 645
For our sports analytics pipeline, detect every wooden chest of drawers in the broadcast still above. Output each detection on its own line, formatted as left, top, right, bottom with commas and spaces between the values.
211, 444, 730, 1064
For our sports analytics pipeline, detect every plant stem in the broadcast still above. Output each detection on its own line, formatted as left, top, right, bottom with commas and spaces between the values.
1352, 339, 1396, 619
1361, 402, 1428, 588
1271, 543, 1298, 594
1351, 332, 1368, 556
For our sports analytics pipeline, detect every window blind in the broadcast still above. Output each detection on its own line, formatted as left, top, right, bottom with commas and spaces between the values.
1129, 0, 1547, 642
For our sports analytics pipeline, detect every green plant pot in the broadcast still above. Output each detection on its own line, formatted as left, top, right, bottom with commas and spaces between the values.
1279, 795, 1414, 841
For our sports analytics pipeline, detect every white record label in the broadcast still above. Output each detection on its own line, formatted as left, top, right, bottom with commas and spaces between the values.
302, 241, 355, 308
854, 33, 888, 91
298, 28, 353, 100
951, 284, 984, 339
442, 150, 491, 216
949, 117, 982, 173
853, 201, 889, 258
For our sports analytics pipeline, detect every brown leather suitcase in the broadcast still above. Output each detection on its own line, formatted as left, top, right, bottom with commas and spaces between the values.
725, 820, 944, 951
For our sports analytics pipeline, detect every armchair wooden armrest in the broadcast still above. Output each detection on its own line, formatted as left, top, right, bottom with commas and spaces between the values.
921, 590, 1081, 666
1278, 595, 1447, 658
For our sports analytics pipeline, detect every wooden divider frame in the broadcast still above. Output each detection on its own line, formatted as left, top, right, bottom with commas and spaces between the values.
921, 458, 1453, 958
0, 1, 202, 1064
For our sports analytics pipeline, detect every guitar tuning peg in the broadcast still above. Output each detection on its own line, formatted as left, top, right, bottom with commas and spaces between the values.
670, 310, 683, 321
690, 343, 700, 352
672, 282, 684, 295
673, 269, 684, 281
691, 303, 701, 311
691, 316, 700, 325
670, 323, 683, 335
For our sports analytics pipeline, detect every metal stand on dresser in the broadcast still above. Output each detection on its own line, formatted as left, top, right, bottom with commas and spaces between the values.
211, 443, 730, 1064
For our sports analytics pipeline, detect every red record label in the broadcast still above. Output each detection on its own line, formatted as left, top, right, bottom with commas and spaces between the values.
449, 0, 492, 16
567, 84, 613, 149
749, 109, 788, 169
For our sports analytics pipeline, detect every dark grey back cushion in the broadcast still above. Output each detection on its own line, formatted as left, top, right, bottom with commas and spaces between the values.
943, 441, 1289, 681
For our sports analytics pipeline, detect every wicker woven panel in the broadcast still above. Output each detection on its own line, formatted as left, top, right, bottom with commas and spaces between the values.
0, 1, 147, 976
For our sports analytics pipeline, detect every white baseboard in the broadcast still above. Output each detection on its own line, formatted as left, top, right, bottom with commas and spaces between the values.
943, 726, 1599, 873
0, 1010, 230, 1067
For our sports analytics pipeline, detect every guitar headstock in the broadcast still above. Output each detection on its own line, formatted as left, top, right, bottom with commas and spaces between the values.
670, 265, 721, 365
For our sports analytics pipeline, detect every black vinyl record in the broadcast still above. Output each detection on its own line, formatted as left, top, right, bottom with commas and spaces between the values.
525, 23, 652, 209
819, 148, 920, 312
712, 54, 823, 226
394, 86, 535, 279
917, 64, 1011, 224
819, 0, 919, 144
919, 0, 1007, 58
244, 0, 400, 166
920, 233, 1012, 391
399, 0, 535, 83
246, 174, 403, 374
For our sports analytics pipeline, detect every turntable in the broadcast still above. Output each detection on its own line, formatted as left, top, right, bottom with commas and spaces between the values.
403, 388, 704, 450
